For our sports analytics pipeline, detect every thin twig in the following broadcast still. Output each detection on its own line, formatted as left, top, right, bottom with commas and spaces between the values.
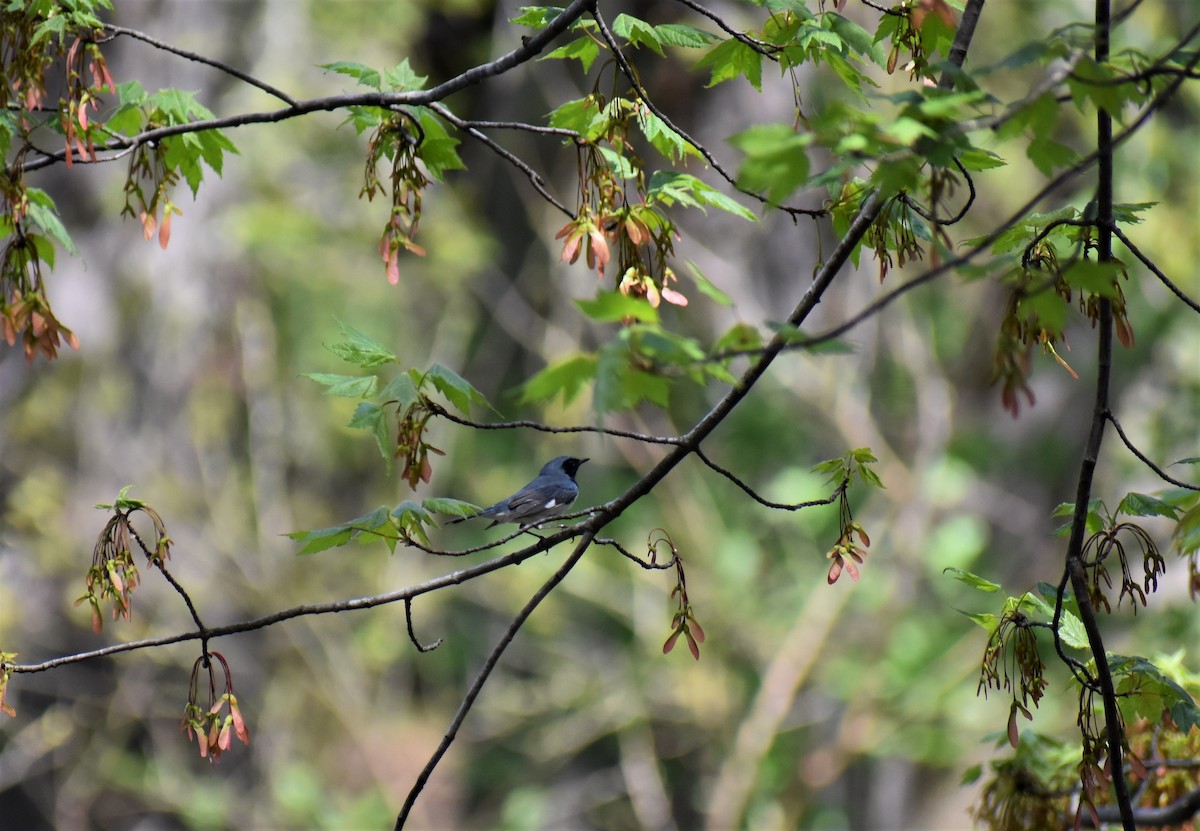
428, 103, 574, 218
404, 598, 443, 653
1106, 412, 1200, 491
694, 448, 841, 511
426, 401, 684, 445
594, 536, 676, 569
102, 24, 298, 105
1111, 226, 1200, 314
667, 0, 782, 55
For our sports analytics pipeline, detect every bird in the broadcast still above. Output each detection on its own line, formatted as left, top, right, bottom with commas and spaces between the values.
449, 456, 588, 529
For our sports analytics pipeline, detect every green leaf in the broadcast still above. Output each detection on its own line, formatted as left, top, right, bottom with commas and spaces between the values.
327, 321, 396, 368
519, 354, 598, 406
884, 116, 937, 146
543, 37, 601, 72
415, 109, 465, 181
729, 124, 811, 205
379, 371, 421, 410
826, 13, 884, 64
575, 291, 659, 324
956, 147, 1007, 171
648, 171, 756, 220
287, 524, 354, 555
24, 190, 78, 256
384, 59, 427, 91
1052, 498, 1108, 537
629, 325, 706, 366
196, 129, 238, 175
612, 14, 665, 56
685, 262, 732, 306
1027, 136, 1078, 177
961, 764, 984, 786
652, 23, 719, 49
696, 38, 764, 90
423, 497, 481, 520
1117, 492, 1181, 520
1112, 202, 1156, 224
348, 402, 392, 471
1016, 291, 1069, 338
636, 111, 698, 162
1062, 259, 1123, 297
547, 96, 603, 137
511, 6, 569, 28
958, 610, 997, 631
712, 322, 763, 354
391, 500, 436, 546
96, 485, 146, 511
1174, 506, 1200, 557
1110, 655, 1200, 733
303, 372, 379, 398
1056, 608, 1089, 650
943, 567, 1001, 593
593, 340, 669, 413
287, 505, 394, 555
321, 61, 382, 90
425, 363, 491, 414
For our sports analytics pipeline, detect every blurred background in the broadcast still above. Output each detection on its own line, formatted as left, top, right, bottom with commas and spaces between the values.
1, 0, 1198, 828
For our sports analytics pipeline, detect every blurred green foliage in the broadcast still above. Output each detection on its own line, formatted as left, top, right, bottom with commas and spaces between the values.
0, 0, 1198, 829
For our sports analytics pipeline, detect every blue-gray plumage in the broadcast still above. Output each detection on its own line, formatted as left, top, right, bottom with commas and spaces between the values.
450, 456, 588, 528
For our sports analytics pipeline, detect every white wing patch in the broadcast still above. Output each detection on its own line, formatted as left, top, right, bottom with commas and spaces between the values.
544, 499, 558, 509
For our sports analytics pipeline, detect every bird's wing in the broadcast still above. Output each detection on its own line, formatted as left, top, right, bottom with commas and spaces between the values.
502, 479, 576, 519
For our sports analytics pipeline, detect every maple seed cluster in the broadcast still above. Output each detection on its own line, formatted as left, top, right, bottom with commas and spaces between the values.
825, 489, 871, 584
181, 652, 251, 762
76, 499, 172, 633
651, 532, 706, 661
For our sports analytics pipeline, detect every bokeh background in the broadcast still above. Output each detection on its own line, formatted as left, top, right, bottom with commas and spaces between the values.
1, 1, 1198, 829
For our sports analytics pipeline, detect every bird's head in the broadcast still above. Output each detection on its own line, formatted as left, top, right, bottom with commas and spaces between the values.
543, 456, 588, 480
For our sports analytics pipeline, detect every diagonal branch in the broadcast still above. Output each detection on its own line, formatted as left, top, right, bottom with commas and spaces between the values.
1106, 412, 1200, 491
1111, 226, 1200, 314
393, 531, 596, 830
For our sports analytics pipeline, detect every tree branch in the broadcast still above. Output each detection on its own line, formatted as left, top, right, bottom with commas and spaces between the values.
102, 24, 298, 106
1056, 2, 1135, 826
427, 103, 574, 218
1106, 412, 1200, 491
8, 525, 585, 675
20, 0, 596, 173
1111, 226, 1200, 314
1086, 784, 1200, 827
426, 400, 685, 445
694, 447, 841, 511
393, 531, 596, 830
